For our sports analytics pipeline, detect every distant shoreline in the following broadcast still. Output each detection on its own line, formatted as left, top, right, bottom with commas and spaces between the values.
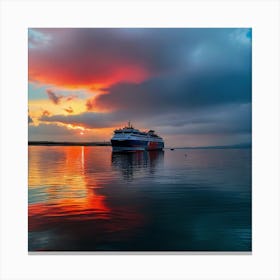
167, 146, 251, 150
28, 141, 251, 149
28, 141, 111, 146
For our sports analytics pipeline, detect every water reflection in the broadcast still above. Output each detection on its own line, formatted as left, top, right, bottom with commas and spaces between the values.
29, 146, 111, 236
111, 150, 164, 180
28, 146, 251, 251
28, 146, 158, 251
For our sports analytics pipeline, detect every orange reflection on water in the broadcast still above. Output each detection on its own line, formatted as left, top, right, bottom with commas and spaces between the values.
28, 146, 110, 231
28, 146, 168, 250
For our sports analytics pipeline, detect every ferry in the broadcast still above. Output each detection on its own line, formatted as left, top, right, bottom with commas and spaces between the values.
111, 122, 164, 152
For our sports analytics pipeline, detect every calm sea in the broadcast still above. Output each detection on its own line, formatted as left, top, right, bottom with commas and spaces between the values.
28, 146, 251, 251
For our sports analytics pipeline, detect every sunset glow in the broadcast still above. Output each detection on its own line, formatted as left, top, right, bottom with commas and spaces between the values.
27, 28, 253, 253
28, 28, 252, 147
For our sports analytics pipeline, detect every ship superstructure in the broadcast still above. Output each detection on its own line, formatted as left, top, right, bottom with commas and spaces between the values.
111, 122, 164, 152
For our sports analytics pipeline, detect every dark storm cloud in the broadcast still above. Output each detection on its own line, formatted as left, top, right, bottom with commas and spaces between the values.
30, 28, 251, 88
94, 69, 251, 115
31, 28, 251, 145
40, 103, 251, 137
154, 104, 252, 135
87, 28, 252, 141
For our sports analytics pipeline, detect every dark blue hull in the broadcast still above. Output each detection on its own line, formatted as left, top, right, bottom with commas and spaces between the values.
111, 139, 164, 151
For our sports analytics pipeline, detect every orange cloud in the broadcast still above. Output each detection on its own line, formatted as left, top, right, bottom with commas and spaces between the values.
28, 29, 152, 90
29, 63, 149, 90
64, 107, 74, 114
86, 98, 94, 111
42, 110, 51, 116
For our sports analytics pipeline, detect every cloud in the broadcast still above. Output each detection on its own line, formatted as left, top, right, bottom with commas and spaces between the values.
65, 95, 77, 101
94, 68, 251, 115
40, 112, 121, 128
28, 29, 51, 49
42, 110, 51, 116
39, 102, 251, 136
46, 89, 63, 105
64, 107, 74, 114
29, 28, 252, 146
38, 102, 251, 146
28, 28, 251, 90
28, 123, 77, 141
28, 29, 151, 88
46, 89, 77, 106
155, 104, 252, 135
86, 99, 95, 111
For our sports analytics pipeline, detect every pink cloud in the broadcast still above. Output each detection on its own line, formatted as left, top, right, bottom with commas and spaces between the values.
29, 29, 151, 89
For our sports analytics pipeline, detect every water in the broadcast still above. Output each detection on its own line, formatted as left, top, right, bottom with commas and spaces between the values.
28, 146, 251, 251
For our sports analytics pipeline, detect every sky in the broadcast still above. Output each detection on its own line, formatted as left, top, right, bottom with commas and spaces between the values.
28, 28, 252, 147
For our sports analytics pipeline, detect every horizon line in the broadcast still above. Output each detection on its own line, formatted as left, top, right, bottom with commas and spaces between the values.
28, 141, 252, 149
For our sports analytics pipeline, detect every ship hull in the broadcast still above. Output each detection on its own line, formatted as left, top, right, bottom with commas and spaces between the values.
111, 139, 164, 152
